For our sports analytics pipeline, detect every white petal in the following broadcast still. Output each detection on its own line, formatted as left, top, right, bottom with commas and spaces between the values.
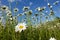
19, 29, 23, 32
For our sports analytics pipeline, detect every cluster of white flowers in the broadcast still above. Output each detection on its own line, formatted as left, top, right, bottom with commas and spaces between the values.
48, 3, 53, 9
36, 6, 46, 12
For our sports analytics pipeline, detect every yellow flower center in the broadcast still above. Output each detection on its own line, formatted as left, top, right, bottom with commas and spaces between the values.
19, 25, 24, 29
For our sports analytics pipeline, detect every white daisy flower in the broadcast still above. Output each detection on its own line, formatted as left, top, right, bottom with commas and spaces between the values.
53, 1, 59, 5
6, 10, 11, 13
15, 23, 27, 32
27, 10, 32, 15
13, 16, 17, 20
48, 3, 50, 5
9, 18, 13, 21
48, 3, 51, 7
42, 6, 46, 10
7, 13, 11, 17
1, 5, 9, 11
36, 7, 45, 12
23, 6, 30, 11
36, 7, 42, 12
50, 6, 53, 8
24, 12, 27, 15
6, 10, 12, 17
17, 13, 24, 16
48, 3, 50, 6
14, 8, 19, 12
49, 37, 56, 40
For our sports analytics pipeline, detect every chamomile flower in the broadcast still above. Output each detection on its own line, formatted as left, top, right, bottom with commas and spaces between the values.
1, 5, 8, 11
9, 18, 13, 21
13, 16, 17, 20
36, 7, 42, 12
28, 10, 32, 15
17, 13, 23, 16
50, 10, 54, 16
53, 1, 59, 5
49, 37, 56, 40
24, 12, 27, 15
50, 6, 53, 9
6, 10, 11, 14
7, 13, 11, 17
48, 3, 50, 7
36, 7, 46, 12
14, 8, 19, 12
23, 6, 30, 11
42, 6, 46, 10
15, 23, 27, 32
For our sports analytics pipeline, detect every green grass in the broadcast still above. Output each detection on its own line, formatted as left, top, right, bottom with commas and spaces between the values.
0, 18, 60, 40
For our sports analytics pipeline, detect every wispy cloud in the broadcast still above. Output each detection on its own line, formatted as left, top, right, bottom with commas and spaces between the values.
8, 0, 15, 2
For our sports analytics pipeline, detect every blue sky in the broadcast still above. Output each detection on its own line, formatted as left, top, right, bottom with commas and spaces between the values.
0, 0, 60, 19
0, 0, 60, 17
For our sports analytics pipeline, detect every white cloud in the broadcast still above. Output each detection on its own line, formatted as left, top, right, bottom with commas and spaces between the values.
8, 0, 15, 2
